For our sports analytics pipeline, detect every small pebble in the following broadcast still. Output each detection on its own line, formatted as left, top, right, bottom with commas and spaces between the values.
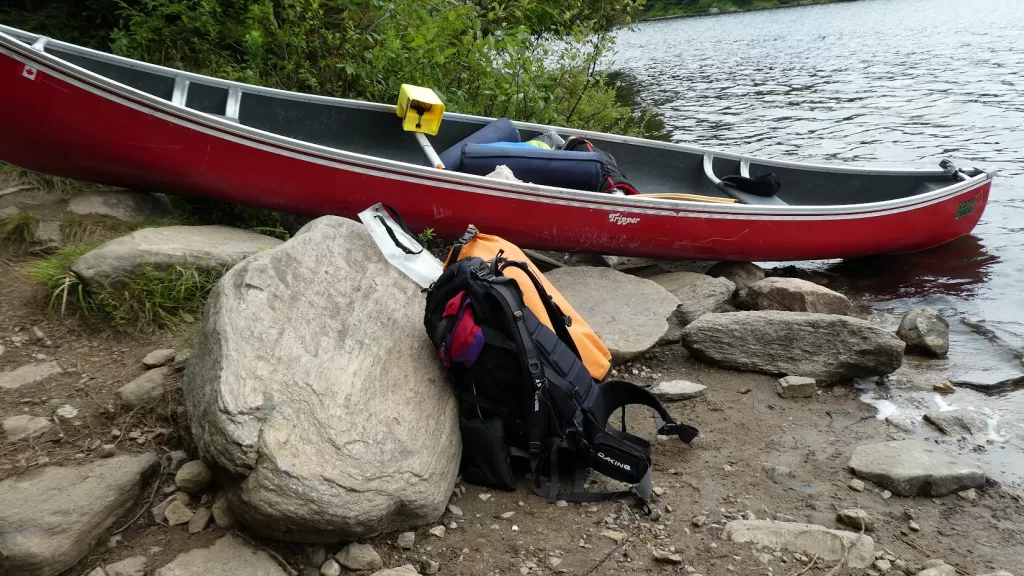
909, 520, 921, 532
849, 479, 865, 492
881, 490, 892, 500
428, 525, 446, 538
98, 444, 116, 458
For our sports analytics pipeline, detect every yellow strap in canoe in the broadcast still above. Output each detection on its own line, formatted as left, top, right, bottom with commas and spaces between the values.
637, 193, 738, 204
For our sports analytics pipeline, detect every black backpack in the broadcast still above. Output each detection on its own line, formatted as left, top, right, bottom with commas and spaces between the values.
424, 254, 698, 505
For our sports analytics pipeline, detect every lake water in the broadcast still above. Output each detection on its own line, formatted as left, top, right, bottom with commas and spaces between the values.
613, 0, 1024, 483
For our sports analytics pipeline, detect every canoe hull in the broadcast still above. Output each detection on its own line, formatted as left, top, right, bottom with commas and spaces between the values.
0, 45, 990, 261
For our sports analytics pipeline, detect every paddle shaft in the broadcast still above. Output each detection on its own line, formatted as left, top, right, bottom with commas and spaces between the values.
415, 132, 445, 169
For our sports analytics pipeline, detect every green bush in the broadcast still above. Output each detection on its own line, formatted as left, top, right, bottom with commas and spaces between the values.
3, 0, 653, 135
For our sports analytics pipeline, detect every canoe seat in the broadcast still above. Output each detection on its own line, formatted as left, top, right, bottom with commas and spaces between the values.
703, 154, 788, 206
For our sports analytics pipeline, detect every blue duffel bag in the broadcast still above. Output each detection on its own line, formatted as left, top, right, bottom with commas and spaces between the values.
439, 119, 522, 172
460, 143, 606, 191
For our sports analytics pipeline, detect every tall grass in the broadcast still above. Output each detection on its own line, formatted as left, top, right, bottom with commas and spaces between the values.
1, 211, 40, 244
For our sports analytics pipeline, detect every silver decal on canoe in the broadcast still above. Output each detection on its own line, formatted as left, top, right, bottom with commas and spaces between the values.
21, 64, 36, 80
608, 213, 640, 226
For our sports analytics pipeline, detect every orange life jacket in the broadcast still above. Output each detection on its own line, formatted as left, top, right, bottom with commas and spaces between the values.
445, 227, 611, 380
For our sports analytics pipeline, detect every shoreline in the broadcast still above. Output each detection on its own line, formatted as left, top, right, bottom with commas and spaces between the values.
639, 0, 853, 22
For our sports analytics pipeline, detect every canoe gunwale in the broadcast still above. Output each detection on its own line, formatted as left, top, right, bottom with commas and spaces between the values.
0, 25, 995, 220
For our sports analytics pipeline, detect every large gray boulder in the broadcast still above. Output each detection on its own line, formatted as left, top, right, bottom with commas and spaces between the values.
848, 440, 987, 496
897, 307, 949, 357
739, 277, 853, 315
721, 520, 874, 568
545, 266, 680, 362
71, 225, 283, 288
153, 535, 286, 576
680, 311, 904, 381
650, 272, 735, 329
0, 454, 159, 576
68, 189, 174, 222
183, 216, 460, 543
706, 261, 764, 293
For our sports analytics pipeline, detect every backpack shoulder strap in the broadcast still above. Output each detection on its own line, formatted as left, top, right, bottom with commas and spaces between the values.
591, 379, 699, 443
498, 259, 581, 359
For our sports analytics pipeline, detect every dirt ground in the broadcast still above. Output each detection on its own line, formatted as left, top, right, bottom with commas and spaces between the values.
1, 181, 1023, 576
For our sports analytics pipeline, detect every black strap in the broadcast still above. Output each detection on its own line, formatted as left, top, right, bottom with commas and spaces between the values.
594, 380, 699, 444
498, 260, 582, 360
374, 215, 422, 255
479, 325, 517, 352
490, 282, 547, 456
530, 441, 650, 505
446, 225, 479, 268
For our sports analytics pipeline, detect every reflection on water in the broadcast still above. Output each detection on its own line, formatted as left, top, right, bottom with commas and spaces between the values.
612, 0, 1024, 482
826, 234, 1000, 301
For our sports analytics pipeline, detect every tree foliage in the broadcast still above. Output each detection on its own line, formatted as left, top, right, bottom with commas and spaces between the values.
2, 0, 654, 134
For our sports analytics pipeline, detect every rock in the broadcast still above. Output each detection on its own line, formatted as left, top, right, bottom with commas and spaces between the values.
211, 493, 235, 528
116, 367, 175, 408
55, 404, 78, 419
34, 221, 62, 244
740, 277, 853, 315
959, 487, 979, 501
897, 307, 949, 357
777, 376, 816, 399
307, 547, 328, 567
680, 312, 904, 381
0, 454, 158, 576
974, 572, 1014, 576
707, 262, 765, 294
106, 556, 148, 576
189, 507, 212, 534
881, 490, 892, 500
369, 567, 418, 576
652, 379, 707, 401
650, 272, 735, 328
171, 349, 192, 372
68, 189, 174, 222
144, 348, 178, 368
335, 543, 383, 572
153, 534, 287, 576
924, 409, 990, 443
71, 225, 283, 289
934, 382, 955, 393
99, 444, 117, 458
909, 520, 921, 532
886, 413, 916, 433
447, 504, 463, 517
849, 479, 865, 492
951, 369, 1024, 393
0, 206, 21, 217
428, 525, 446, 538
721, 520, 874, 569
653, 549, 684, 564
836, 508, 875, 531
848, 440, 987, 496
88, 568, 109, 576
917, 565, 956, 576
183, 216, 459, 543
161, 450, 190, 474
152, 492, 190, 523
165, 500, 194, 526
320, 559, 341, 576
0, 360, 63, 390
873, 558, 892, 573
420, 559, 440, 575
175, 460, 212, 493
2, 414, 53, 443
397, 531, 416, 550
599, 530, 627, 544
545, 266, 679, 361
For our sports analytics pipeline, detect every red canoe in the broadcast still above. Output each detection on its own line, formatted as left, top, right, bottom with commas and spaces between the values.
0, 25, 995, 261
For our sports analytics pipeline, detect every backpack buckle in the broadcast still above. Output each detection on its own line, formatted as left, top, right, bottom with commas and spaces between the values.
658, 422, 699, 444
